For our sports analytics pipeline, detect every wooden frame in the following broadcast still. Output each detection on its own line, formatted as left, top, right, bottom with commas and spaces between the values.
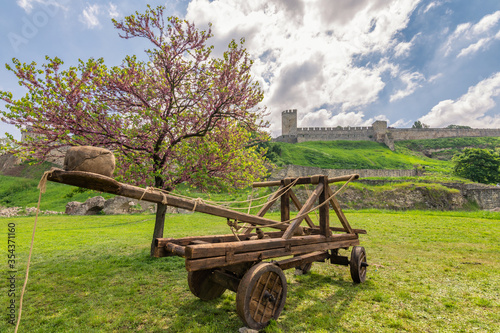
47, 170, 367, 329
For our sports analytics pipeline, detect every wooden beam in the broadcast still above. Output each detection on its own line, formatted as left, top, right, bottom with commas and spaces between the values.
326, 186, 354, 234
288, 189, 316, 228
252, 174, 359, 188
185, 238, 360, 271
318, 176, 332, 238
282, 182, 323, 239
184, 234, 357, 259
275, 251, 330, 271
46, 169, 290, 231
280, 178, 291, 223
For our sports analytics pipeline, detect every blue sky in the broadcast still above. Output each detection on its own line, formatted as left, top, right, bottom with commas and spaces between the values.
1, 0, 500, 139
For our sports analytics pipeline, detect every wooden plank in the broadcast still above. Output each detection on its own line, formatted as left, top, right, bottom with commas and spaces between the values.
319, 176, 332, 238
185, 234, 357, 259
252, 174, 359, 188
156, 231, 285, 248
289, 189, 316, 228
282, 182, 324, 239
185, 238, 360, 271
275, 251, 329, 270
46, 169, 290, 231
326, 186, 354, 234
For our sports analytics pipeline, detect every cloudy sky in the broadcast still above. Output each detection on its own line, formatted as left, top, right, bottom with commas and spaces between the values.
1, 0, 500, 139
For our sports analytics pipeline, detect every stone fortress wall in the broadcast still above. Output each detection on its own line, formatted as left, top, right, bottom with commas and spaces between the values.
275, 109, 500, 149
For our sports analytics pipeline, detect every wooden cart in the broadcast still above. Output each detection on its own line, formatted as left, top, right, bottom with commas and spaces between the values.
47, 170, 368, 330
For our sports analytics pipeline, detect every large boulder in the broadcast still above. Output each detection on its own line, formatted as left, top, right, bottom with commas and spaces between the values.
65, 196, 106, 215
64, 146, 115, 177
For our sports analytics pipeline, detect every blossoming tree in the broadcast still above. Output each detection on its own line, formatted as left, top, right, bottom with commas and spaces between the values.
0, 6, 269, 255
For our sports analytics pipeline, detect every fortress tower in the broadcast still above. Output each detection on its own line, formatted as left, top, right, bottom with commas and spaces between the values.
281, 109, 297, 136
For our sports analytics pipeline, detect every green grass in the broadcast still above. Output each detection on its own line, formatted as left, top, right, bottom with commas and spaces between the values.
268, 140, 452, 172
1, 211, 498, 332
0, 174, 115, 211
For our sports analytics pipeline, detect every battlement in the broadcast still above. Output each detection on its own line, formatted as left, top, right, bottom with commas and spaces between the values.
276, 108, 500, 149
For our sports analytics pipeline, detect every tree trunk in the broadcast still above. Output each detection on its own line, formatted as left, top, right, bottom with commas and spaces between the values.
150, 174, 168, 257
151, 202, 168, 256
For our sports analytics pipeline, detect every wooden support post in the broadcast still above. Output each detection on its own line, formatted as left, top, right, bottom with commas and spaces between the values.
280, 178, 291, 223
326, 186, 354, 234
319, 176, 332, 238
282, 182, 324, 239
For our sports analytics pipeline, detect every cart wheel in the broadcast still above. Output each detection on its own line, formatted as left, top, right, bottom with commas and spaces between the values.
236, 263, 287, 330
188, 269, 226, 301
350, 246, 368, 283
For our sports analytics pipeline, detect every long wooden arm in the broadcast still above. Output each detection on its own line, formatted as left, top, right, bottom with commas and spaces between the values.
46, 169, 290, 231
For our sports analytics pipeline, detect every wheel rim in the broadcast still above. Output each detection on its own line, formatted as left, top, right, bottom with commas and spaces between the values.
236, 263, 287, 329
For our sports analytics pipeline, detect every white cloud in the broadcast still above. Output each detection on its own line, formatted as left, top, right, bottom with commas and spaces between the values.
300, 109, 381, 128
419, 72, 500, 128
108, 3, 119, 19
79, 4, 100, 29
185, 0, 422, 135
390, 71, 425, 102
423, 1, 442, 14
444, 10, 500, 57
16, 0, 67, 13
457, 37, 489, 58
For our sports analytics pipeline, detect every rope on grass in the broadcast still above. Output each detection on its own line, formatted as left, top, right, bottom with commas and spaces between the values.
15, 169, 54, 333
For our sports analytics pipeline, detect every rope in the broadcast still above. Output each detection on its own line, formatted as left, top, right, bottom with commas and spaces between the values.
192, 198, 204, 212
139, 187, 168, 205
14, 169, 54, 332
247, 187, 255, 214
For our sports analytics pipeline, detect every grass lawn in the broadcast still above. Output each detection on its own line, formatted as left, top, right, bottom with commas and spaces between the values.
1, 210, 499, 332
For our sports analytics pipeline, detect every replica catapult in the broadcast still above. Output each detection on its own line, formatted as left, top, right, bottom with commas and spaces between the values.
47, 170, 368, 330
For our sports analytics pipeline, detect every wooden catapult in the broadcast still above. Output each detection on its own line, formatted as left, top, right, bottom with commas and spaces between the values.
47, 170, 368, 330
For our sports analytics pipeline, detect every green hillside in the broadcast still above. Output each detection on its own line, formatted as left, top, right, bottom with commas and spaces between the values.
265, 140, 449, 171
265, 136, 500, 175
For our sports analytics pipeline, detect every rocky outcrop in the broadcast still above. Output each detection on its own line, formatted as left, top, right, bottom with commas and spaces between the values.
66, 196, 106, 215
0, 154, 21, 174
65, 195, 194, 215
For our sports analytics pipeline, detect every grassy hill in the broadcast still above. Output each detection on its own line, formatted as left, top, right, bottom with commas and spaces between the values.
265, 137, 500, 175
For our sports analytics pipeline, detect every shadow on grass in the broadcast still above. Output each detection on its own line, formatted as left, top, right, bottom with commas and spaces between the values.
279, 269, 374, 331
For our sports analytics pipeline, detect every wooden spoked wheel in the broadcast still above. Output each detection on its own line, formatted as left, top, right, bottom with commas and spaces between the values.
236, 263, 287, 330
187, 269, 226, 301
350, 246, 368, 283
